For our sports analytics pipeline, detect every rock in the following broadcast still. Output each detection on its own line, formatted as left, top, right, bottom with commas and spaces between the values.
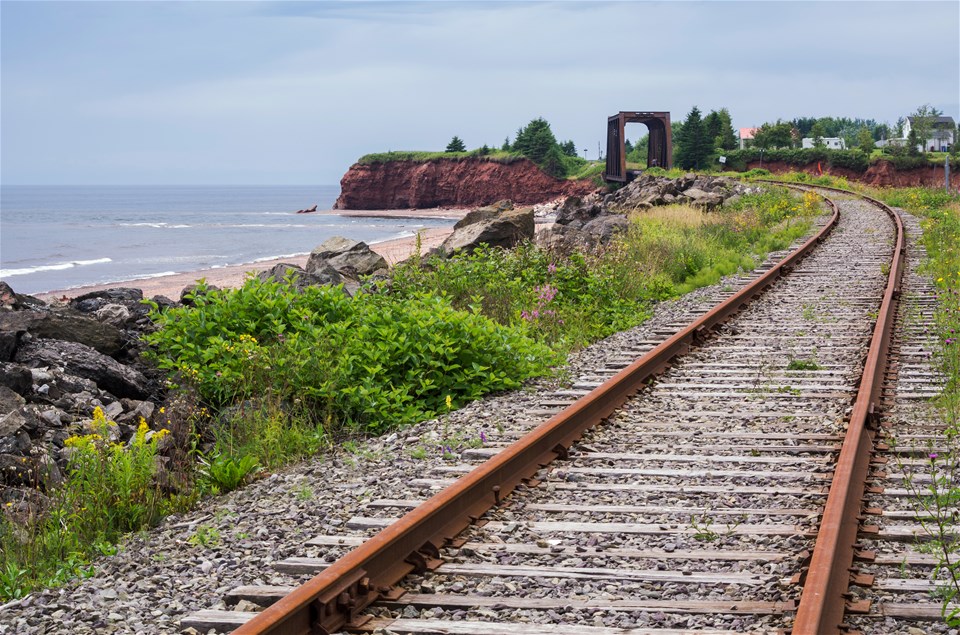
0, 310, 126, 357
180, 284, 220, 307
437, 207, 535, 256
15, 339, 150, 400
150, 295, 178, 311
0, 282, 20, 311
0, 363, 32, 395
257, 263, 343, 292
306, 237, 387, 277
69, 288, 143, 314
555, 197, 602, 227
0, 330, 17, 362
453, 200, 515, 230
582, 214, 630, 243
682, 187, 724, 210
95, 304, 132, 327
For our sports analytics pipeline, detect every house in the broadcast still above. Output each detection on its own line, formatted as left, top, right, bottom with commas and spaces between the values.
738, 127, 758, 149
801, 137, 846, 150
903, 115, 956, 152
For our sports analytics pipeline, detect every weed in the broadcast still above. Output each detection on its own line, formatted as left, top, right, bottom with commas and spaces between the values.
787, 359, 823, 371
188, 524, 221, 548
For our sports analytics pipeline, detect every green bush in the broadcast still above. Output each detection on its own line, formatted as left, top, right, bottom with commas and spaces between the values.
145, 277, 557, 433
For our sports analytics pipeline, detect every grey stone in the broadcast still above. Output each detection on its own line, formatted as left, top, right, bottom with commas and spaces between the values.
0, 310, 126, 357
257, 263, 343, 291
15, 339, 150, 400
306, 237, 387, 277
95, 303, 132, 327
438, 207, 535, 256
0, 362, 32, 395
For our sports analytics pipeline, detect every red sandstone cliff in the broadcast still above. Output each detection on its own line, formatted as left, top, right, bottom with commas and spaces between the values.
334, 158, 597, 210
747, 159, 960, 189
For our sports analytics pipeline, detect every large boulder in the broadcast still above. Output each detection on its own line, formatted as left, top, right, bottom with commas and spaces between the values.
681, 187, 724, 210
453, 200, 515, 230
0, 310, 125, 357
306, 236, 388, 277
15, 339, 149, 400
438, 207, 535, 256
582, 214, 630, 243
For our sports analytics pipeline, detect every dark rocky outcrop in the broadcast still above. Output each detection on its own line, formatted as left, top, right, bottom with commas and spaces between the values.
15, 339, 150, 400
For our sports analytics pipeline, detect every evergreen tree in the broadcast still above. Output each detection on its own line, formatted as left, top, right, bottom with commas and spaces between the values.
559, 140, 577, 157
502, 137, 511, 151
674, 106, 711, 170
715, 108, 738, 150
513, 118, 558, 164
445, 136, 466, 152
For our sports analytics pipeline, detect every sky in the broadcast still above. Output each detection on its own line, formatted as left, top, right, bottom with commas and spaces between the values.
2, 0, 958, 185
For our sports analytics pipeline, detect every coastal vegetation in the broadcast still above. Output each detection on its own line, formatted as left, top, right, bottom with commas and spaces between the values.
0, 180, 823, 600
359, 117, 589, 179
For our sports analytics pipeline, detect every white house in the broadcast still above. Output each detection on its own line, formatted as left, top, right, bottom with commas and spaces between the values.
801, 137, 846, 150
903, 115, 956, 152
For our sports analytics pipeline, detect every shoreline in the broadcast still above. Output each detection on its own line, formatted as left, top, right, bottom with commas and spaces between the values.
34, 214, 461, 302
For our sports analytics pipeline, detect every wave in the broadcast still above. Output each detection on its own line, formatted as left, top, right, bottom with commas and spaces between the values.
251, 252, 309, 263
119, 222, 191, 229
0, 257, 113, 278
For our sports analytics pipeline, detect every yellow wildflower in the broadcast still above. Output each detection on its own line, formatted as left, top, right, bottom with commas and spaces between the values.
445, 395, 452, 410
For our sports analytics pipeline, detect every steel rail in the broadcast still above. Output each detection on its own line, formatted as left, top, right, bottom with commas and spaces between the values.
790, 186, 906, 634
233, 186, 841, 635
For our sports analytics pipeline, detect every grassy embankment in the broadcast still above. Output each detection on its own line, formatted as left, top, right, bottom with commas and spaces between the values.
0, 184, 821, 600
867, 187, 960, 623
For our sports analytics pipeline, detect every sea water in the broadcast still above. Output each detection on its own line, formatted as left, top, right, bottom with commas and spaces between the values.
0, 185, 454, 294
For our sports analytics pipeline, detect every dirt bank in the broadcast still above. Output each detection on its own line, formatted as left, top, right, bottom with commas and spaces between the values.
335, 157, 597, 209
747, 159, 960, 189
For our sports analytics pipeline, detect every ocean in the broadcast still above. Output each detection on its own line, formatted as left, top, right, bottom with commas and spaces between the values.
0, 185, 455, 295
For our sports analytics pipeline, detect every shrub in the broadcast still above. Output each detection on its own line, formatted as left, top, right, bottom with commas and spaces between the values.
0, 408, 179, 600
145, 277, 557, 433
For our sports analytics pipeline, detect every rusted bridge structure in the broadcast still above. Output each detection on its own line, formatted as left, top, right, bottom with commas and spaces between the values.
604, 111, 672, 182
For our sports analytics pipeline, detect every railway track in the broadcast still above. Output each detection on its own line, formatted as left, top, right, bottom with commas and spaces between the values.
181, 184, 951, 634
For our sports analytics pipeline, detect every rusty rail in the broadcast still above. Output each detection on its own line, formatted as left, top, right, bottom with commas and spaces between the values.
234, 186, 841, 635
790, 187, 906, 634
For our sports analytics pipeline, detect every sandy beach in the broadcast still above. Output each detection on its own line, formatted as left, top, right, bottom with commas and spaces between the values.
35, 210, 465, 302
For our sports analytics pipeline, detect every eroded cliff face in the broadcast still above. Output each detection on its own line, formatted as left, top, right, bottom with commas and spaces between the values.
747, 160, 960, 188
334, 158, 597, 210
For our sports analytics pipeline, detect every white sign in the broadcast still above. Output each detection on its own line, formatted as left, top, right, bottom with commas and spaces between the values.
719, 156, 727, 164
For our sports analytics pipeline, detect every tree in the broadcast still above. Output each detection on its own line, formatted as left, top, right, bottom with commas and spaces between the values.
513, 117, 559, 164
540, 145, 567, 178
894, 117, 906, 138
674, 106, 711, 170
714, 108, 738, 151
857, 127, 875, 154
627, 134, 648, 164
559, 140, 577, 157
445, 136, 466, 152
753, 120, 795, 149
501, 137, 511, 151
908, 104, 943, 153
811, 122, 826, 147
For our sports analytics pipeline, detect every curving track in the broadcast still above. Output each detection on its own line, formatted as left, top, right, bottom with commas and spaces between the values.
181, 184, 952, 635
